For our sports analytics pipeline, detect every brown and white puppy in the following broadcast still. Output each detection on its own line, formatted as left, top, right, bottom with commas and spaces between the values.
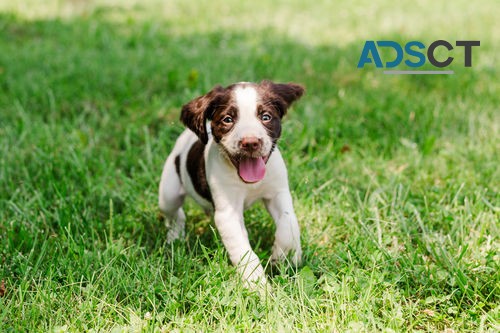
159, 80, 304, 286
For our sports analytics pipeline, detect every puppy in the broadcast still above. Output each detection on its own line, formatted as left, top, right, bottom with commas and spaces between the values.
159, 80, 304, 286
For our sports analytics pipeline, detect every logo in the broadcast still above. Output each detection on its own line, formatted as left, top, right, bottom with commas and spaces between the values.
357, 40, 480, 74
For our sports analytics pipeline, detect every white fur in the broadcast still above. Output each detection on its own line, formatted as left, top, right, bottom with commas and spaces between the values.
159, 86, 302, 287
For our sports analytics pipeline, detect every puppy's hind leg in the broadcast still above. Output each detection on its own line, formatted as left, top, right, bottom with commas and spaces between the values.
159, 155, 186, 243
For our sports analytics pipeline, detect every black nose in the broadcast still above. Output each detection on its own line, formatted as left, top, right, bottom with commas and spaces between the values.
240, 137, 262, 152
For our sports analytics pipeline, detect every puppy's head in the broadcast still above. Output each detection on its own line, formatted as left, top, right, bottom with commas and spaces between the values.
181, 80, 304, 183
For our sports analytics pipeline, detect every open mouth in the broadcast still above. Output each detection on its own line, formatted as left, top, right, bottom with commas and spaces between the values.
233, 154, 269, 183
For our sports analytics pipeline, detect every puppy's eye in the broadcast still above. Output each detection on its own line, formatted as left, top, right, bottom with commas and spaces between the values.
222, 116, 234, 124
260, 113, 272, 122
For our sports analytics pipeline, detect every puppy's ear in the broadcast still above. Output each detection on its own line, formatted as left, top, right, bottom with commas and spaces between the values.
261, 80, 305, 117
180, 85, 225, 144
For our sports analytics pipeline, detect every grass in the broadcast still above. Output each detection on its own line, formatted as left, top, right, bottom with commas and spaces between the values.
0, 0, 499, 331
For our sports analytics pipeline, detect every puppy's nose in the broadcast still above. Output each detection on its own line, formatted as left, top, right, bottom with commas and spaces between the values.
240, 136, 262, 152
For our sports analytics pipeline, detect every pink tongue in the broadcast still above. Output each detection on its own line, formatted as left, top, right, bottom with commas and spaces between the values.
238, 157, 266, 183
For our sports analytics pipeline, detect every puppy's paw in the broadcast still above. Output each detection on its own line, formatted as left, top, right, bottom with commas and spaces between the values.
166, 225, 185, 243
271, 245, 302, 267
163, 213, 186, 244
243, 275, 273, 298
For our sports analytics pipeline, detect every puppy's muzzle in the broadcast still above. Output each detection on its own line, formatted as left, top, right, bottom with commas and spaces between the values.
239, 136, 263, 154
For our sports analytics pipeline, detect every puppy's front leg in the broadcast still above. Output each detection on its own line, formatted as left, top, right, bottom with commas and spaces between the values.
214, 207, 266, 286
265, 191, 302, 266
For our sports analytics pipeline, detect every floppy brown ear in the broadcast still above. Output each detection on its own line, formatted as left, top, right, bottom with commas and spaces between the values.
180, 85, 225, 144
261, 80, 305, 117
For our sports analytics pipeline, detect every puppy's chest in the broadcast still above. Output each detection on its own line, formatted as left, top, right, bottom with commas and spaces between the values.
182, 143, 276, 207
208, 158, 274, 200
242, 186, 271, 208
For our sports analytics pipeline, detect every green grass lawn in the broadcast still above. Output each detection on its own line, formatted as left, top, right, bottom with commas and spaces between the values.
1, 0, 499, 331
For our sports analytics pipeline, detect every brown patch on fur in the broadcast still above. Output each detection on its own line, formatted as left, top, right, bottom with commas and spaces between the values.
256, 81, 304, 147
174, 155, 182, 183
257, 101, 282, 146
180, 85, 226, 144
258, 80, 305, 117
211, 104, 238, 143
186, 140, 212, 202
